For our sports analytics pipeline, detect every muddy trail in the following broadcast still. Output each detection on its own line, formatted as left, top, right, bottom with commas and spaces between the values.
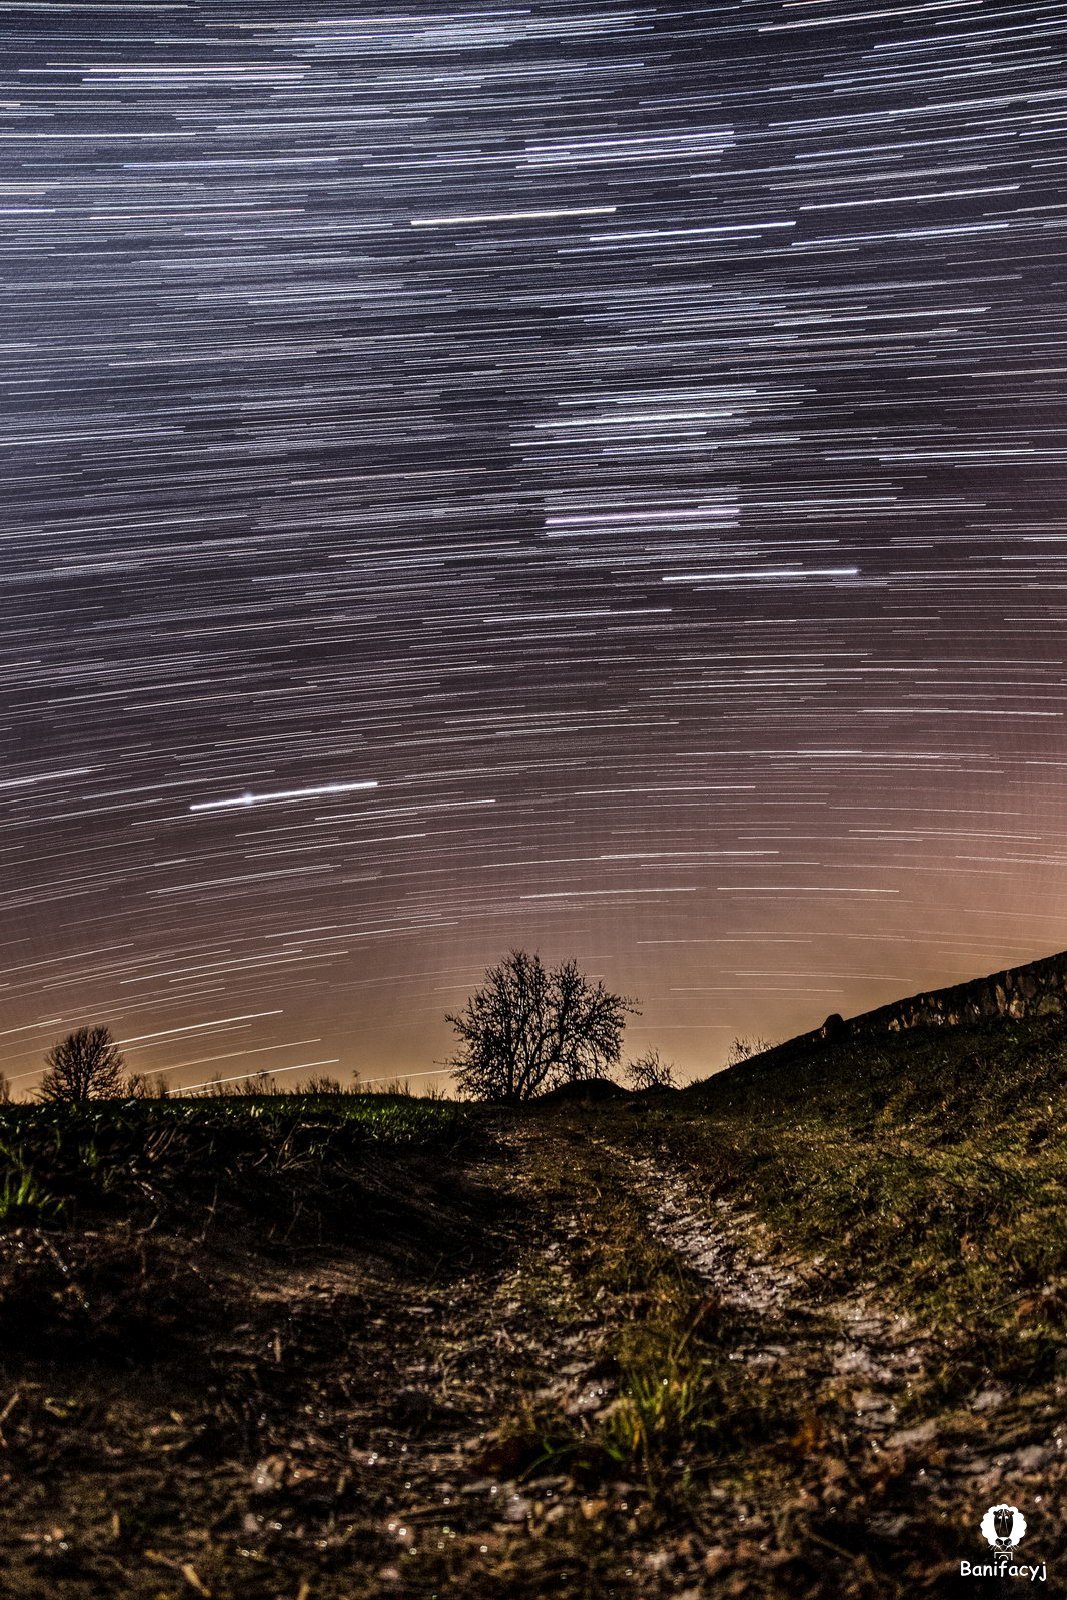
1, 1111, 1061, 1598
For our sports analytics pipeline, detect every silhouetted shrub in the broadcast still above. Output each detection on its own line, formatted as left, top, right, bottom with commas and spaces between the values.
625, 1049, 677, 1092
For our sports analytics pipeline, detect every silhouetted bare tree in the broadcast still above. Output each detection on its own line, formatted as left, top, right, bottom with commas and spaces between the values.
38, 1025, 126, 1103
625, 1048, 677, 1092
447, 950, 636, 1102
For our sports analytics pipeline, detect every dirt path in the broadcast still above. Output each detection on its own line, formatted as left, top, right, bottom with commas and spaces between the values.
2, 1113, 1062, 1599
607, 1135, 1063, 1506
613, 1142, 930, 1439
371, 1118, 1062, 1598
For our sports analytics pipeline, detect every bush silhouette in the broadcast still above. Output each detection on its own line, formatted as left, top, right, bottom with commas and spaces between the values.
625, 1049, 677, 1092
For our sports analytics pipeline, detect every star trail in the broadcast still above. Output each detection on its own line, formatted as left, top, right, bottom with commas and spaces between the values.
3, 0, 1067, 1093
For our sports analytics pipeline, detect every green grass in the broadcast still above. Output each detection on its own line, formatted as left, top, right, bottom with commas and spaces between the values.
0, 1094, 474, 1232
3, 1024, 1061, 1598
477, 1018, 1066, 1510
597, 1292, 792, 1478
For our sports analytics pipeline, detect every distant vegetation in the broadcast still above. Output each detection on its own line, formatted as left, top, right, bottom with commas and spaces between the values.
723, 1033, 777, 1067
446, 949, 637, 1101
20, 1026, 385, 1104
24, 957, 646, 1105
624, 1047, 677, 1092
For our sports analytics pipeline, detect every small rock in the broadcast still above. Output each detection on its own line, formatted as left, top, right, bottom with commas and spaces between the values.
250, 1456, 285, 1496
886, 1419, 938, 1448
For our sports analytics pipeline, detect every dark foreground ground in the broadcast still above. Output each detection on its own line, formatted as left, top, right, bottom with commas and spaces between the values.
0, 1019, 1064, 1598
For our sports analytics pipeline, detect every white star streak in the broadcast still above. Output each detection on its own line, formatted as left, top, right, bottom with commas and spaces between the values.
189, 782, 379, 813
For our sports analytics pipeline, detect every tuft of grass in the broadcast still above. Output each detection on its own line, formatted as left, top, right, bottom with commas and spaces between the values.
498, 1272, 795, 1494
0, 1167, 54, 1225
598, 1292, 795, 1481
600, 1353, 709, 1470
489, 1143, 800, 1499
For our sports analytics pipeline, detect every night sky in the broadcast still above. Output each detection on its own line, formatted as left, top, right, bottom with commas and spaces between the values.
4, 0, 1067, 1095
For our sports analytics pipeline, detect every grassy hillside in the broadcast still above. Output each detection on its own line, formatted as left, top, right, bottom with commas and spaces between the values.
660, 1016, 1067, 1379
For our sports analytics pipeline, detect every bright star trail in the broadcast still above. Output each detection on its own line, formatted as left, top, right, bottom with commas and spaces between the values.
3, 0, 1067, 1093
189, 780, 379, 812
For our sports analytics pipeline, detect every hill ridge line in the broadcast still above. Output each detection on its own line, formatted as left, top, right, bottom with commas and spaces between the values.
776, 944, 1067, 1059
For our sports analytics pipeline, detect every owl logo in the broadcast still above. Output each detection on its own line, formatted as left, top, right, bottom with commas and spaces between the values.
980, 1504, 1027, 1556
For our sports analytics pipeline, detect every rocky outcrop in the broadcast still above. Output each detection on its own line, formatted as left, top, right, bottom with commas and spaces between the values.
823, 947, 1067, 1043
